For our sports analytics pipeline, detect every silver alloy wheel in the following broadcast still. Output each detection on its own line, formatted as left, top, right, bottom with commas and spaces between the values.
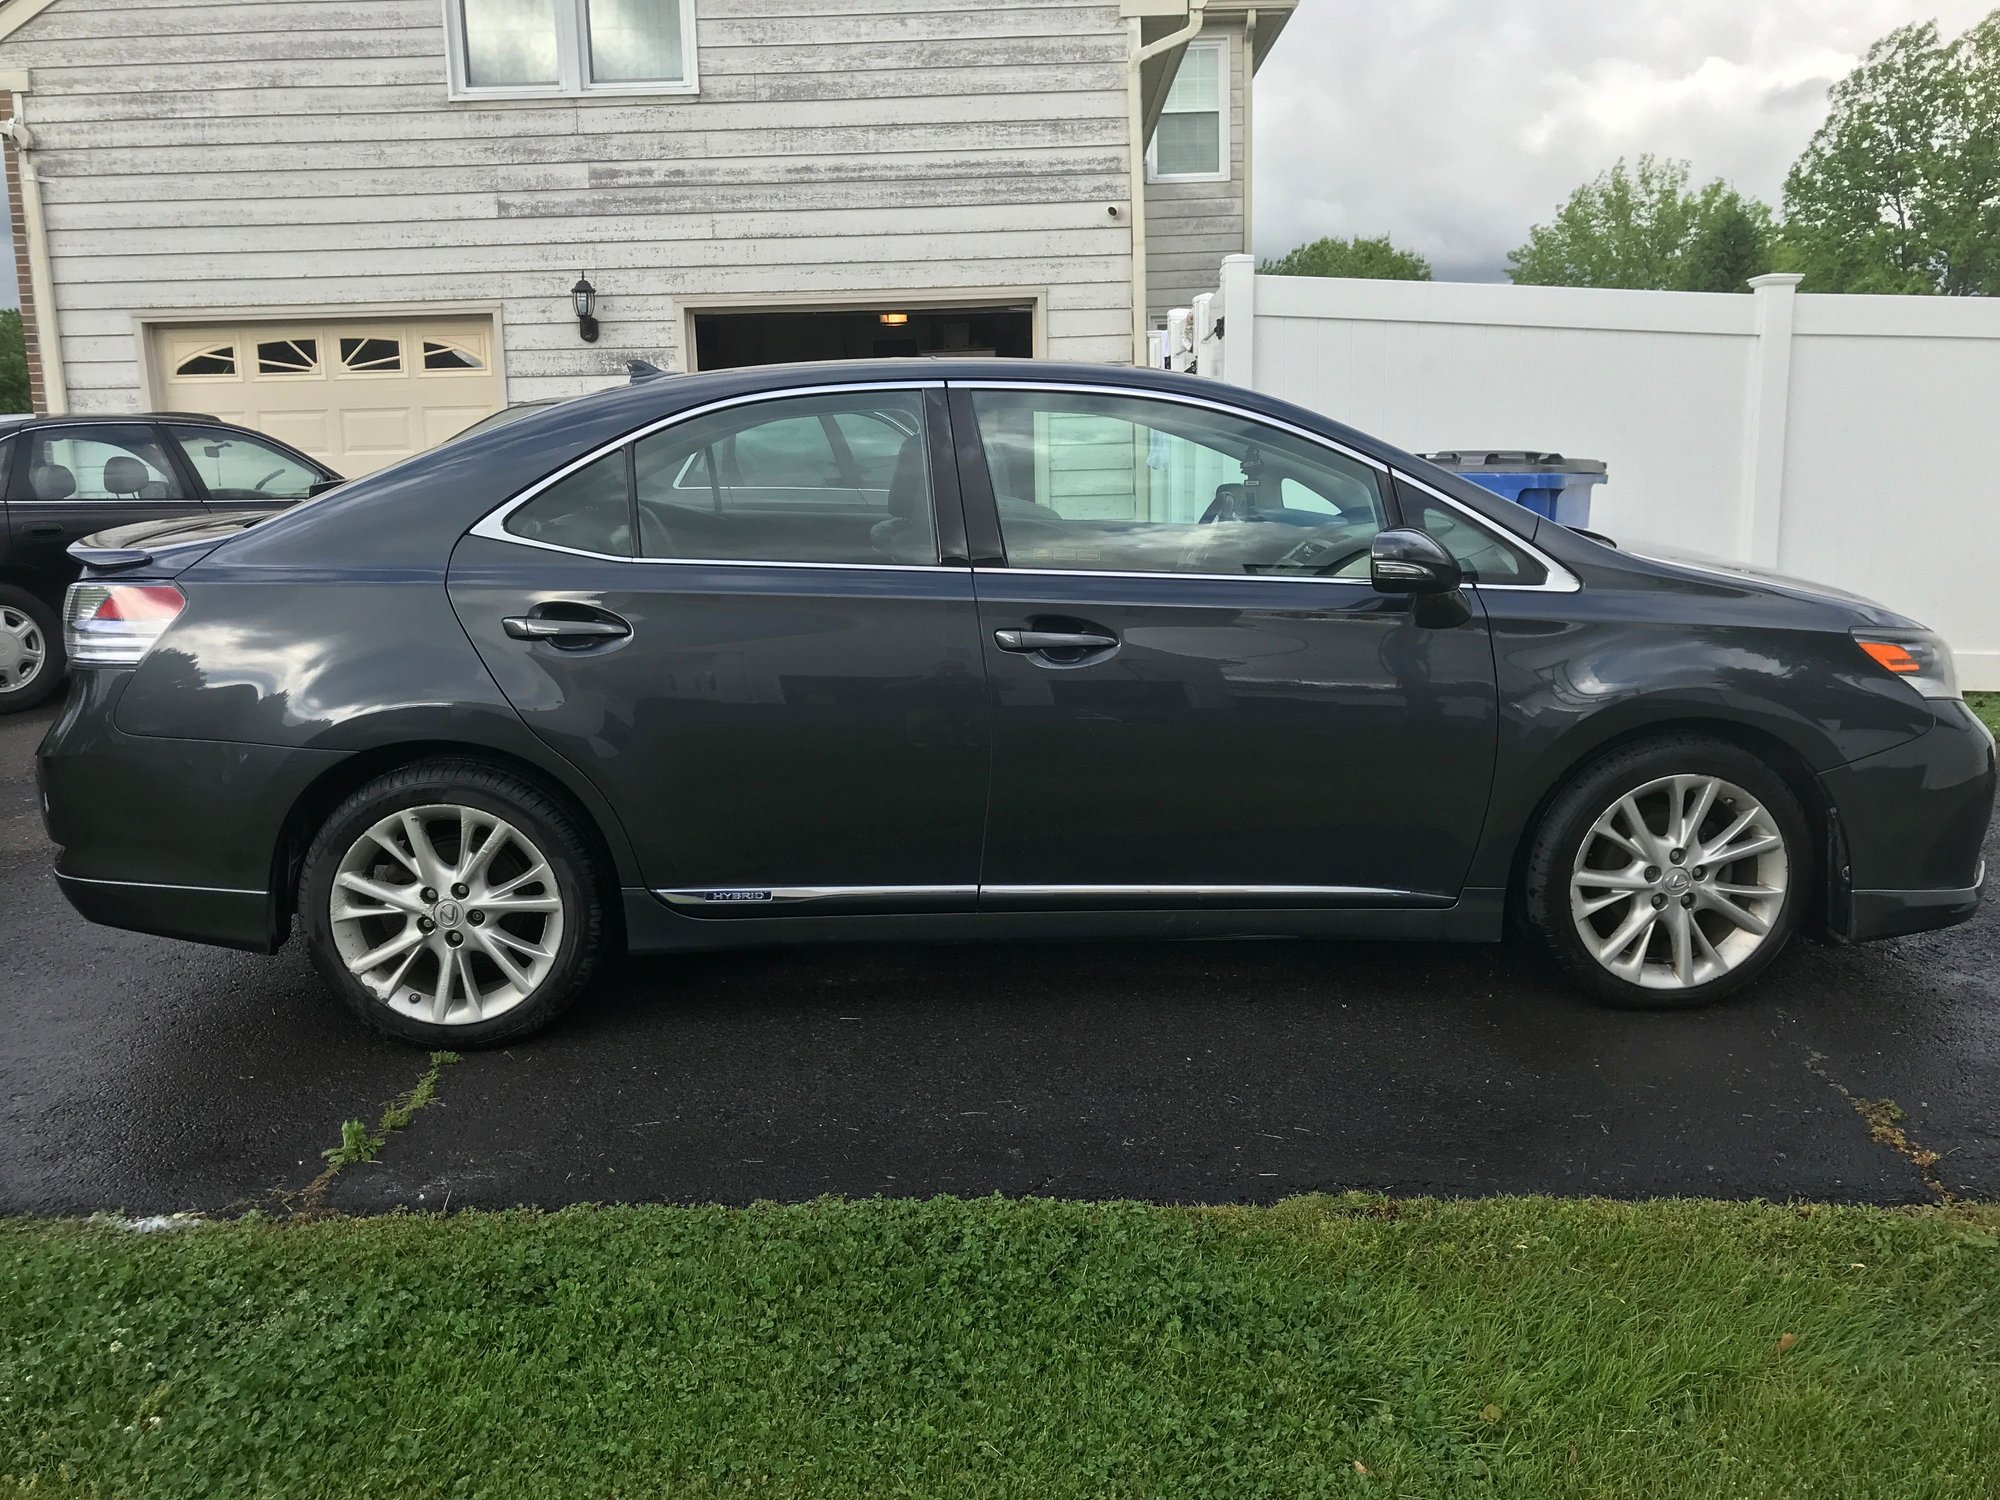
1569, 773, 1789, 990
329, 803, 565, 1026
0, 606, 47, 694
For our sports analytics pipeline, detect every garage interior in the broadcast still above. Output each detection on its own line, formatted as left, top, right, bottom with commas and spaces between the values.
692, 304, 1035, 371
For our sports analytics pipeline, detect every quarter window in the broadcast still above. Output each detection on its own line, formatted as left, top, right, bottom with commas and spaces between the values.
1404, 494, 1547, 585
1148, 38, 1228, 180
504, 451, 633, 556
22, 427, 186, 502
967, 389, 1387, 579
449, 0, 697, 97
170, 427, 326, 502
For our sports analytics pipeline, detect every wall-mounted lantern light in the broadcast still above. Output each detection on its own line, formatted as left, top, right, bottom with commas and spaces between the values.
878, 311, 909, 327
572, 275, 600, 343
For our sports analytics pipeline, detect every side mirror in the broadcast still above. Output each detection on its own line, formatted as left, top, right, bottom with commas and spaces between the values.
1370, 528, 1463, 595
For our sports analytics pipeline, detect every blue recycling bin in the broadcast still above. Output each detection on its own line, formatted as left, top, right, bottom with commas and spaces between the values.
1421, 451, 1607, 527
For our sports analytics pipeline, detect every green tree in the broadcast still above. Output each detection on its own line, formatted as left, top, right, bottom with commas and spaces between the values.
1783, 14, 2000, 294
1508, 156, 1775, 291
1259, 234, 1432, 280
0, 308, 28, 413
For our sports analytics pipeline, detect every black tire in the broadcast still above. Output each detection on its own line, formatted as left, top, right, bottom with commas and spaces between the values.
1521, 735, 1812, 1009
0, 585, 64, 715
298, 759, 608, 1047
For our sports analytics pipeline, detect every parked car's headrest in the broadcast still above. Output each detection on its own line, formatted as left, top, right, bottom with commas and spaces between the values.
102, 456, 148, 496
28, 462, 76, 501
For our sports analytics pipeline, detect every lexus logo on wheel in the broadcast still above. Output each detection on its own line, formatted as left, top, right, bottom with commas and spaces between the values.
1663, 870, 1691, 895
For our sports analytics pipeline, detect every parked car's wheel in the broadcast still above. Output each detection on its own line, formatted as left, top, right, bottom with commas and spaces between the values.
0, 587, 63, 714
1523, 736, 1810, 1008
299, 760, 606, 1046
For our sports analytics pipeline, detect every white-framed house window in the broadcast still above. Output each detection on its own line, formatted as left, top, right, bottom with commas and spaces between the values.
445, 0, 698, 99
1145, 36, 1229, 182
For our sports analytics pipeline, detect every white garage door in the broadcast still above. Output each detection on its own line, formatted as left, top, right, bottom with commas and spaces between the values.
155, 315, 504, 477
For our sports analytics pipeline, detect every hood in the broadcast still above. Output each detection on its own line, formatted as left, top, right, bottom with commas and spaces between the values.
1622, 539, 1926, 631
70, 509, 281, 576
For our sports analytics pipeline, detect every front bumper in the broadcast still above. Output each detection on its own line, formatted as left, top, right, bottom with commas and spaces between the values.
1820, 698, 1996, 943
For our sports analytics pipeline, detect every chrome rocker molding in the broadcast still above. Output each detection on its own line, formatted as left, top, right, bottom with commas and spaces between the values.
658, 883, 1438, 911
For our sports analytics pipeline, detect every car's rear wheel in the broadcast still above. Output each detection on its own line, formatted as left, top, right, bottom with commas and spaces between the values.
299, 761, 606, 1046
1522, 736, 1809, 1008
0, 587, 62, 714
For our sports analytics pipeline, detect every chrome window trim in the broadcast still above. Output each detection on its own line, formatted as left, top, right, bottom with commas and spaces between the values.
978, 565, 1372, 588
983, 883, 1421, 901
1390, 469, 1583, 594
467, 380, 949, 563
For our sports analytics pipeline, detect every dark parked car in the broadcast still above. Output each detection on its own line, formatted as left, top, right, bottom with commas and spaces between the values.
0, 412, 340, 711
38, 361, 1994, 1045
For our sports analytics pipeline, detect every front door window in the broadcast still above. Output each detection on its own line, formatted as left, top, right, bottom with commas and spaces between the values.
170, 426, 325, 502
966, 389, 1387, 579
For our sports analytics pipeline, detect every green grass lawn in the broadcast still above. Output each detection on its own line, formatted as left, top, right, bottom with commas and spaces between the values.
5, 1196, 1998, 1499
1968, 691, 2000, 738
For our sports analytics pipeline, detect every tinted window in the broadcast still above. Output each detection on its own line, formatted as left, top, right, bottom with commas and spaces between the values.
171, 427, 325, 501
504, 450, 632, 556
634, 392, 934, 565
968, 390, 1387, 578
1406, 495, 1546, 585
22, 427, 185, 502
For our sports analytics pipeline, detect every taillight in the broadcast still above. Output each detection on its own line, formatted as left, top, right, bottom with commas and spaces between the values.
64, 583, 186, 667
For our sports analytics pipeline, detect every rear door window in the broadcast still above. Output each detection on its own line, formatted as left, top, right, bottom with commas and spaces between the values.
634, 391, 935, 565
19, 426, 187, 502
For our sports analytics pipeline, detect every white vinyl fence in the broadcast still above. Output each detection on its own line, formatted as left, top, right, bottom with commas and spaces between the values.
1184, 256, 2000, 689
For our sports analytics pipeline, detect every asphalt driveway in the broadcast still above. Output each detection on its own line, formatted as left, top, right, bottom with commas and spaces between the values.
3, 698, 1996, 1217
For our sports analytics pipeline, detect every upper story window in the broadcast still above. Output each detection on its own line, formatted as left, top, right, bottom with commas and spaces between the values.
1147, 37, 1229, 182
447, 0, 698, 100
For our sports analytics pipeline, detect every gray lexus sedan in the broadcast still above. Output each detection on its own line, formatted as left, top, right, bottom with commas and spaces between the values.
38, 361, 1995, 1045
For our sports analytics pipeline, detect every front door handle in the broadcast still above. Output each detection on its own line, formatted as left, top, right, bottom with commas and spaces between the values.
994, 629, 1118, 653
503, 614, 630, 642
24, 522, 65, 540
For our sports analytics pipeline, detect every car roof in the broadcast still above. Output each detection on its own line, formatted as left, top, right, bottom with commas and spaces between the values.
0, 411, 222, 431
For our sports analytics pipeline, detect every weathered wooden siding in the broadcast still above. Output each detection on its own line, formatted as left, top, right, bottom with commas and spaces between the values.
1142, 15, 1245, 323
4, 0, 1137, 409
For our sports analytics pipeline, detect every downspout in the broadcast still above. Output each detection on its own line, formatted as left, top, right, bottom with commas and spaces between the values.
1128, 0, 1208, 364
1241, 9, 1256, 255
0, 107, 65, 412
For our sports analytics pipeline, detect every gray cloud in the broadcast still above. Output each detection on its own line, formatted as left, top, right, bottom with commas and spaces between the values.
1252, 1, 1993, 280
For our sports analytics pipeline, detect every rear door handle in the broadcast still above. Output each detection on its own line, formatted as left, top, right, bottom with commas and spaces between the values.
503, 614, 631, 642
994, 629, 1119, 652
24, 522, 65, 540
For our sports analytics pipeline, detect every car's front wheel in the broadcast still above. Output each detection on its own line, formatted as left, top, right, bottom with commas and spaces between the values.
0, 587, 63, 714
299, 761, 607, 1046
1523, 736, 1810, 1007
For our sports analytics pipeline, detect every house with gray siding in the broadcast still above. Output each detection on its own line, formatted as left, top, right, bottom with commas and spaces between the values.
1, 0, 1292, 473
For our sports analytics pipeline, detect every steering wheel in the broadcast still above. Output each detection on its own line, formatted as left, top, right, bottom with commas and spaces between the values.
252, 468, 287, 492
1272, 533, 1371, 576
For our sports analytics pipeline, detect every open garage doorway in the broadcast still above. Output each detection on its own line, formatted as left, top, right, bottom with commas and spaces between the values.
690, 302, 1036, 371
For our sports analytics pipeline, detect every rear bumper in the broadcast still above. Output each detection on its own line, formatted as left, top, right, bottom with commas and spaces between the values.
39, 669, 346, 952
53, 873, 275, 953
1821, 699, 1995, 943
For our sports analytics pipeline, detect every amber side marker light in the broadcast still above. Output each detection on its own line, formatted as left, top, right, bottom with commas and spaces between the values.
1857, 639, 1923, 674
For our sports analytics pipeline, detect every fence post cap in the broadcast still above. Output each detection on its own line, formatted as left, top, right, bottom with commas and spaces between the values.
1747, 272, 1805, 291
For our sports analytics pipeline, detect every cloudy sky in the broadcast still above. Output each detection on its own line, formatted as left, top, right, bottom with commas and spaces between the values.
1252, 0, 1992, 280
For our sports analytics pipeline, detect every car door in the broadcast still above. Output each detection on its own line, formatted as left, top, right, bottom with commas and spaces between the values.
447, 382, 990, 911
952, 381, 1501, 907
164, 423, 334, 518
6, 424, 203, 593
